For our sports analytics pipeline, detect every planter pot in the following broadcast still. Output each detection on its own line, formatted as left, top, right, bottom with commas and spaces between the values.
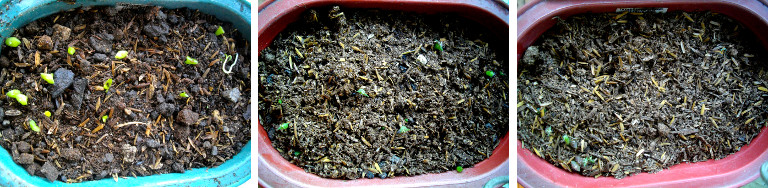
517, 0, 768, 187
0, 0, 251, 186
257, 0, 509, 187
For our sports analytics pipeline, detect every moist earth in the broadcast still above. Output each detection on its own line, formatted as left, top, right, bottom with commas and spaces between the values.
259, 7, 509, 179
0, 6, 251, 182
518, 11, 768, 178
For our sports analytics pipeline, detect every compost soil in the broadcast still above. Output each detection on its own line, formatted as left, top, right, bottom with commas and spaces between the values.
519, 12, 768, 178
0, 6, 251, 183
258, 6, 509, 179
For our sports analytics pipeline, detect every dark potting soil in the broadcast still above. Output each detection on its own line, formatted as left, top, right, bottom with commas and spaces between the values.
519, 11, 768, 178
0, 6, 251, 183
258, 6, 509, 179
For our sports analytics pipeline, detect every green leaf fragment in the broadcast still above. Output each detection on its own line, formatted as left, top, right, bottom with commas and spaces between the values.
115, 50, 128, 60
29, 119, 39, 132
456, 166, 463, 173
278, 123, 290, 130
67, 46, 76, 55
398, 125, 410, 134
486, 71, 495, 77
185, 56, 198, 65
215, 26, 225, 36
278, 99, 282, 104
180, 92, 189, 98
356, 89, 369, 97
103, 78, 113, 92
41, 73, 54, 84
563, 135, 571, 145
6, 89, 20, 98
5, 37, 20, 47
293, 151, 301, 156
434, 40, 443, 51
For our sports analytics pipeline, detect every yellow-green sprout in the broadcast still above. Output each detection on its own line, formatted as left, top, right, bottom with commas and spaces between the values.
215, 26, 225, 36
180, 92, 189, 98
103, 78, 113, 92
67, 46, 76, 55
6, 89, 28, 105
44, 111, 51, 117
5, 37, 20, 47
185, 56, 198, 65
115, 50, 128, 60
102, 115, 108, 123
41, 73, 54, 84
29, 119, 39, 132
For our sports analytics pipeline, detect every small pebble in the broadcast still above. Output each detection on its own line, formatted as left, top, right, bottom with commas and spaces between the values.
365, 171, 375, 179
212, 146, 218, 156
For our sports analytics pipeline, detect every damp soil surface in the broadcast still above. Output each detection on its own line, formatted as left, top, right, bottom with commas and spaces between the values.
258, 6, 509, 179
519, 11, 768, 179
0, 6, 250, 183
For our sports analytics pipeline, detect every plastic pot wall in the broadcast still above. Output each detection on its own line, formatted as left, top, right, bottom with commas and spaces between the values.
258, 0, 509, 187
517, 0, 768, 187
0, 0, 251, 186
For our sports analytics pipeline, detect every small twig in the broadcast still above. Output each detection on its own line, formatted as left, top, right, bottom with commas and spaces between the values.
115, 122, 147, 128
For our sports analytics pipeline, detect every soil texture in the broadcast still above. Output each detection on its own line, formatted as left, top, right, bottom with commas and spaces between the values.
259, 6, 509, 179
0, 6, 251, 183
519, 11, 768, 178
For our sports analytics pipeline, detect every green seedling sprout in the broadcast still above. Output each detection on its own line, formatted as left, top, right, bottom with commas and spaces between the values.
222, 53, 239, 74
44, 111, 51, 117
456, 166, 464, 173
6, 89, 28, 105
584, 156, 596, 166
434, 40, 443, 51
277, 123, 290, 130
179, 92, 189, 98
278, 99, 282, 104
398, 125, 410, 134
5, 37, 20, 47
563, 135, 571, 146
40, 73, 54, 84
29, 119, 40, 132
115, 50, 128, 60
103, 78, 113, 92
486, 70, 495, 77
293, 151, 301, 156
67, 46, 76, 55
215, 26, 225, 36
102, 115, 108, 123
185, 56, 198, 65
356, 88, 369, 97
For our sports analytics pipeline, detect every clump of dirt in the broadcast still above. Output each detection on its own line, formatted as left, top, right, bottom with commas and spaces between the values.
519, 11, 768, 178
0, 6, 250, 182
258, 6, 508, 179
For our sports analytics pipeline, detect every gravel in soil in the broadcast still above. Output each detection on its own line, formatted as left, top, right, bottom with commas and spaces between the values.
519, 11, 768, 179
258, 6, 509, 179
0, 6, 250, 183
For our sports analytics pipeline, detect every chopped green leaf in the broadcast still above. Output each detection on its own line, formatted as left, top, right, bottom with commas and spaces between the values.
115, 50, 128, 60
67, 46, 76, 55
278, 123, 290, 130
29, 119, 39, 132
103, 78, 113, 92
434, 40, 443, 51
398, 125, 410, 134
356, 88, 369, 97
185, 56, 198, 65
15, 94, 28, 106
5, 37, 20, 47
41, 73, 54, 84
215, 26, 225, 36
486, 71, 495, 77
6, 89, 20, 98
